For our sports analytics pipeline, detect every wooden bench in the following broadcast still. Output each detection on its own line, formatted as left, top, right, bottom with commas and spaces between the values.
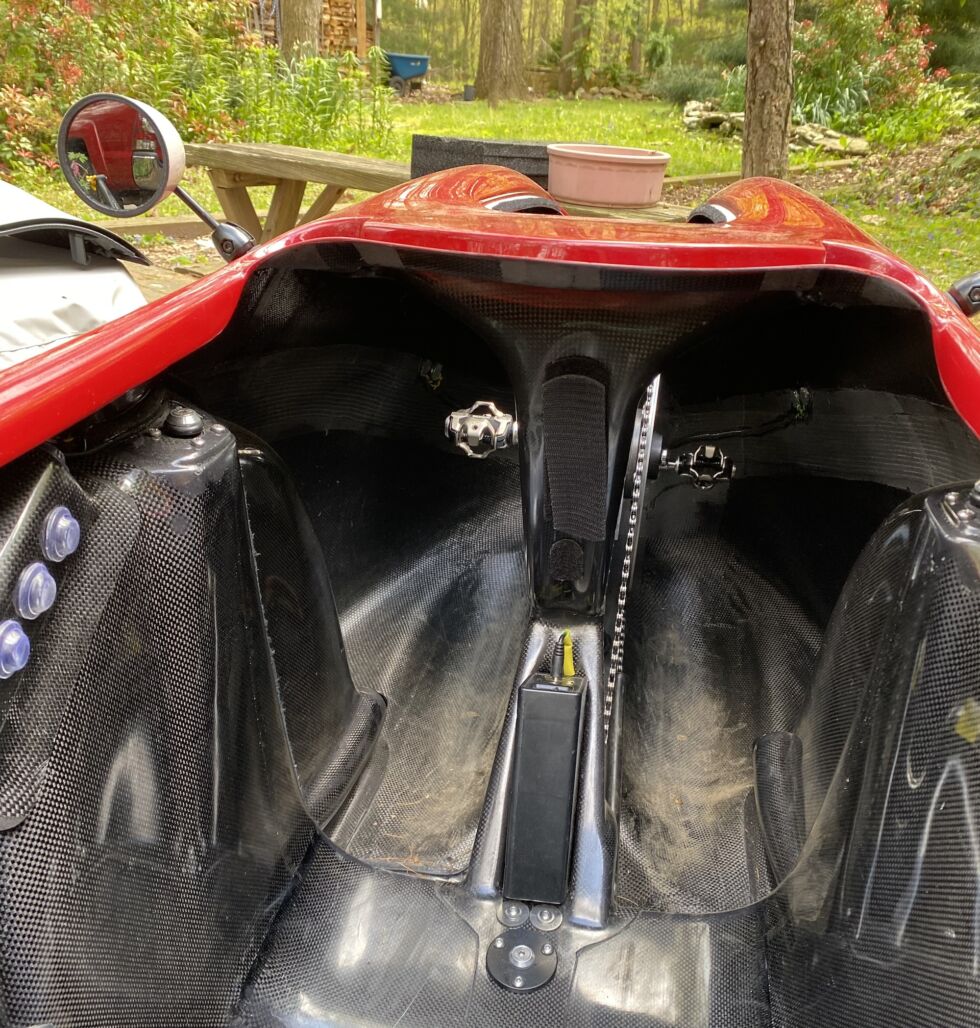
184, 142, 411, 242
184, 141, 690, 238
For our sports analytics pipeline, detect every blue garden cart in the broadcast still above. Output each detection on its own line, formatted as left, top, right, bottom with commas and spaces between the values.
385, 52, 430, 97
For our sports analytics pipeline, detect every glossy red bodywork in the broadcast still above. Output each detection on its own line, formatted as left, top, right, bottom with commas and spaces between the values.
1, 168, 978, 467
65, 100, 154, 191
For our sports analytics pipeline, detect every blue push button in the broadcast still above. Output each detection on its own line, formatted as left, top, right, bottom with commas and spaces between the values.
0, 620, 30, 679
41, 506, 80, 562
14, 562, 57, 620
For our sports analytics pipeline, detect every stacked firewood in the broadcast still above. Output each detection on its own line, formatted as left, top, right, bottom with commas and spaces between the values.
682, 101, 870, 155
321, 0, 358, 53
248, 0, 373, 55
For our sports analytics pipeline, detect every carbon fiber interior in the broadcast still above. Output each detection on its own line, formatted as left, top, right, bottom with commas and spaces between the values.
617, 477, 905, 914
2, 241, 980, 1025
276, 432, 528, 874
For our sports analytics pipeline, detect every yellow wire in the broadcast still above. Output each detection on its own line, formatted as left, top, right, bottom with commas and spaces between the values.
562, 631, 575, 678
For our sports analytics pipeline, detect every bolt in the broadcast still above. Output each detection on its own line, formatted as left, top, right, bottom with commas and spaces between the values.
493, 937, 504, 949
508, 944, 535, 969
542, 943, 554, 956
506, 904, 519, 917
148, 427, 162, 439
539, 908, 554, 923
164, 406, 204, 439
957, 507, 975, 522
970, 480, 980, 509
513, 976, 524, 988
946, 491, 959, 506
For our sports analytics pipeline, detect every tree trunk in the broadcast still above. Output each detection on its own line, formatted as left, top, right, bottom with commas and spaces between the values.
475, 0, 525, 103
742, 0, 794, 178
559, 0, 586, 93
279, 0, 321, 61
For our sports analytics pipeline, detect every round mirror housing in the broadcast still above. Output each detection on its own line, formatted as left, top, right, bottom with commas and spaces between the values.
57, 94, 185, 218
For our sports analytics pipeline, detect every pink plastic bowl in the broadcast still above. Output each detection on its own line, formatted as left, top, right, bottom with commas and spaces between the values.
547, 143, 671, 207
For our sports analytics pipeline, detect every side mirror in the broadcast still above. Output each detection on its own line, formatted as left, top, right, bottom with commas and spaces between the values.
58, 94, 184, 217
57, 93, 253, 261
950, 272, 980, 319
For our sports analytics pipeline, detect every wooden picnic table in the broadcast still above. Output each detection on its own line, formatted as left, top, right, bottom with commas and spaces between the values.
184, 141, 691, 239
184, 142, 411, 242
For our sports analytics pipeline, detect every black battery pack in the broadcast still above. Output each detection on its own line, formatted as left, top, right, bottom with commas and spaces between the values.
502, 673, 586, 905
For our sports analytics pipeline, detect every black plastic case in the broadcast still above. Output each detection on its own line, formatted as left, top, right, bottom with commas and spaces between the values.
502, 673, 586, 904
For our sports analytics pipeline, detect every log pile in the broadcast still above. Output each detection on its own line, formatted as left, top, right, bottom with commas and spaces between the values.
682, 101, 870, 156
248, 0, 373, 55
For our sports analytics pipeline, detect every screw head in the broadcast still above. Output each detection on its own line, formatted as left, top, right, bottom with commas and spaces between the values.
508, 944, 535, 969
513, 976, 524, 988
530, 904, 563, 931
164, 406, 204, 438
493, 937, 504, 949
499, 900, 529, 927
542, 943, 554, 955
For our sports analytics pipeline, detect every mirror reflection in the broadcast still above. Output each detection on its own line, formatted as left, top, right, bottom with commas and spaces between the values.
62, 98, 167, 213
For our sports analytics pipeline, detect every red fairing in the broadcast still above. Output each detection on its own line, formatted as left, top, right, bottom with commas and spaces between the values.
1, 168, 978, 466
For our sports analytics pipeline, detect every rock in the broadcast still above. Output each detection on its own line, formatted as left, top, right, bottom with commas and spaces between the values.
682, 100, 869, 155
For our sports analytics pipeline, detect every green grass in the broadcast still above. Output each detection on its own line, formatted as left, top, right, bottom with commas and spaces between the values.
820, 187, 980, 286
7, 98, 976, 285
390, 97, 760, 176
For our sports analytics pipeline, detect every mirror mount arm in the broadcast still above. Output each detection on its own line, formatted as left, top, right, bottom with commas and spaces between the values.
950, 271, 980, 319
174, 186, 254, 262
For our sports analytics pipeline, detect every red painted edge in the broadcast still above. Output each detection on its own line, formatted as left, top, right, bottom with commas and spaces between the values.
1, 168, 977, 467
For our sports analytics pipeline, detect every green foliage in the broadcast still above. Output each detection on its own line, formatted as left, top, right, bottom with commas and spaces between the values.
652, 64, 725, 104
920, 0, 980, 72
0, 0, 393, 172
703, 33, 746, 68
793, 0, 935, 129
719, 63, 746, 111
865, 81, 977, 146
931, 31, 980, 76
644, 25, 673, 73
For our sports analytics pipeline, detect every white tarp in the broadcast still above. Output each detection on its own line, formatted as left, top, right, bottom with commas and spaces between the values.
0, 181, 145, 367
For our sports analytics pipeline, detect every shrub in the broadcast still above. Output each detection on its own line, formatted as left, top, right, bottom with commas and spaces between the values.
704, 33, 747, 68
793, 0, 935, 129
644, 25, 673, 73
719, 64, 747, 112
931, 32, 980, 76
652, 64, 725, 104
0, 0, 393, 172
865, 80, 977, 147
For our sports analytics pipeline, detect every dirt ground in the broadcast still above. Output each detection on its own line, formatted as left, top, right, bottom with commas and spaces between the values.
127, 235, 225, 301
